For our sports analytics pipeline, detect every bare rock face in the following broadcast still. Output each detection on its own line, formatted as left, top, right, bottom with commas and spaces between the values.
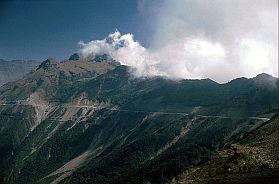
26, 91, 54, 131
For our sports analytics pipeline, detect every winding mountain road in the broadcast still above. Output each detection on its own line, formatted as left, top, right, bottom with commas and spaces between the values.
0, 102, 271, 122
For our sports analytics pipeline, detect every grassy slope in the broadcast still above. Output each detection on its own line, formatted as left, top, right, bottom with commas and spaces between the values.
171, 114, 279, 184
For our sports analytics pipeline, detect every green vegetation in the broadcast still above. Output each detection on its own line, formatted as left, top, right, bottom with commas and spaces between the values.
0, 60, 278, 183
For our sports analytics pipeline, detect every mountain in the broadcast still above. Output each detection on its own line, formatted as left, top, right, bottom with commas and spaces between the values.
0, 59, 40, 87
171, 114, 279, 184
0, 55, 278, 184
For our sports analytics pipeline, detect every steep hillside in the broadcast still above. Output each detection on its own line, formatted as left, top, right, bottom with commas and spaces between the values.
171, 114, 279, 184
0, 55, 119, 168
0, 59, 40, 86
0, 55, 278, 183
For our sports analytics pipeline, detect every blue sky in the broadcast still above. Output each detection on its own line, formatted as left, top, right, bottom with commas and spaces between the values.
0, 0, 276, 82
0, 0, 148, 60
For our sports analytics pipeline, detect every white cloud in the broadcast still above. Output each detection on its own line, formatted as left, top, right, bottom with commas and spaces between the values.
79, 0, 278, 83
79, 31, 163, 78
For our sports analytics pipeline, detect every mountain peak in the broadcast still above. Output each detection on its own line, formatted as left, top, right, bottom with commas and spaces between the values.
67, 53, 115, 64
68, 53, 80, 61
37, 58, 59, 70
93, 54, 111, 63
254, 73, 275, 80
253, 73, 277, 85
45, 58, 58, 63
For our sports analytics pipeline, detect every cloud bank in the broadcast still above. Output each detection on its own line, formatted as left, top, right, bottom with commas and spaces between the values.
79, 31, 162, 78
79, 0, 278, 83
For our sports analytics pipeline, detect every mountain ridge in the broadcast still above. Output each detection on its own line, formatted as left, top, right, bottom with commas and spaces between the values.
0, 55, 278, 184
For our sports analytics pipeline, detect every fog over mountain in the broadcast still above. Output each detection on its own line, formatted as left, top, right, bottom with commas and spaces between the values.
79, 0, 277, 83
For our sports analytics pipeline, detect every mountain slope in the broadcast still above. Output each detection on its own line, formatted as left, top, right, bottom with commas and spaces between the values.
0, 55, 278, 184
0, 56, 119, 168
0, 59, 40, 87
171, 114, 279, 184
